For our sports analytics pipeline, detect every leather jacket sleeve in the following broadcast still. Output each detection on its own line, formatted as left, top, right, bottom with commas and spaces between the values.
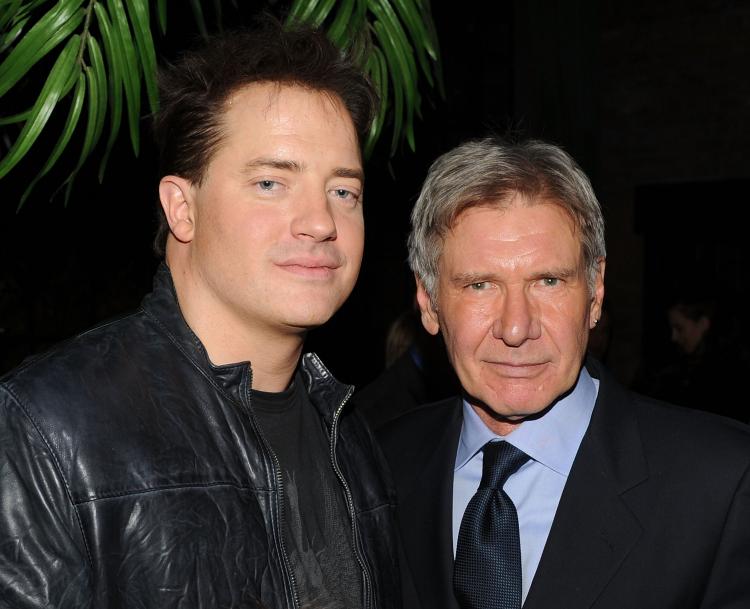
0, 386, 92, 609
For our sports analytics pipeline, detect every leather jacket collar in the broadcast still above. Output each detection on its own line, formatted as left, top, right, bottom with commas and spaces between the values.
140, 262, 353, 423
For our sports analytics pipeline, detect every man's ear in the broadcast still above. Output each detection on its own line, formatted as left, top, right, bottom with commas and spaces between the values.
158, 176, 195, 243
589, 257, 606, 329
415, 276, 441, 336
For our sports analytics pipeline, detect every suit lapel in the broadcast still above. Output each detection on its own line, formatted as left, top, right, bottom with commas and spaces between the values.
397, 400, 462, 609
524, 363, 648, 609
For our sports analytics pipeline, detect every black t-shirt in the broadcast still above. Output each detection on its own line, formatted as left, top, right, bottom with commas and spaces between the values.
252, 373, 364, 609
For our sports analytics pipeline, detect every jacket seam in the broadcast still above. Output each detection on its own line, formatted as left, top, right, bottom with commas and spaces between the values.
354, 501, 397, 516
0, 384, 96, 574
73, 481, 274, 505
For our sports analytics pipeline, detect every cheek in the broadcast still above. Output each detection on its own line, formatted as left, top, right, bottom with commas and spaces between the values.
556, 317, 591, 355
200, 196, 256, 247
194, 209, 235, 260
337, 212, 365, 257
441, 304, 491, 361
544, 296, 590, 339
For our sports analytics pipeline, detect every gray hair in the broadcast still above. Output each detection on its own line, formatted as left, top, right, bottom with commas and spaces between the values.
407, 137, 606, 301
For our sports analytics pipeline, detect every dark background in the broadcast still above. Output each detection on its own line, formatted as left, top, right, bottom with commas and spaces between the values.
2, 0, 750, 390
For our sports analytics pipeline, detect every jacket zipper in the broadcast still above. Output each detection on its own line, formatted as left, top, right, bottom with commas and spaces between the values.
243, 371, 301, 609
329, 385, 375, 609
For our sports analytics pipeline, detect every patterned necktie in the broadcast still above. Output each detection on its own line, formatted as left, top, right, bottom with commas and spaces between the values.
454, 441, 530, 609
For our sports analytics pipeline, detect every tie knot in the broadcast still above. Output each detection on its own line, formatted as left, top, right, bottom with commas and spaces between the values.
479, 441, 529, 490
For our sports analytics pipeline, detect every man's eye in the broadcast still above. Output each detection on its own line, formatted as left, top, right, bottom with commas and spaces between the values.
541, 277, 559, 287
257, 180, 277, 191
331, 188, 359, 202
469, 282, 489, 290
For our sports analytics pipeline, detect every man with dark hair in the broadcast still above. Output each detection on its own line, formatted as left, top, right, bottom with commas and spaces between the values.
0, 19, 398, 609
378, 137, 750, 609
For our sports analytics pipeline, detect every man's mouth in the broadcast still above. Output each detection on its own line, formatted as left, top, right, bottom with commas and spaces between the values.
277, 256, 341, 279
485, 361, 547, 378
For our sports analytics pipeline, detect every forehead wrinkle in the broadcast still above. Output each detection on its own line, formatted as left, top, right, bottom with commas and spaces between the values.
442, 229, 582, 282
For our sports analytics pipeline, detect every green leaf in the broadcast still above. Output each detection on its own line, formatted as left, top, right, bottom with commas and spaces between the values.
212, 0, 223, 31
372, 19, 403, 155
0, 0, 85, 98
344, 1, 371, 67
364, 45, 388, 158
189, 0, 208, 39
370, 0, 421, 152
19, 71, 85, 209
370, 0, 419, 109
0, 0, 49, 32
0, 34, 79, 180
0, 108, 30, 125
286, 0, 325, 25
86, 34, 108, 151
0, 15, 29, 54
0, 0, 48, 10
326, 0, 355, 47
390, 0, 437, 60
108, 0, 141, 156
156, 0, 167, 35
390, 0, 437, 87
125, 0, 158, 113
0, 0, 23, 31
306, 0, 337, 28
353, 0, 369, 25
94, 1, 124, 182
61, 61, 100, 204
418, 0, 444, 96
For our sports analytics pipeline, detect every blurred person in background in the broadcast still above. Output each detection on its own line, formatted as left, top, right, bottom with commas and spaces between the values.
638, 288, 749, 422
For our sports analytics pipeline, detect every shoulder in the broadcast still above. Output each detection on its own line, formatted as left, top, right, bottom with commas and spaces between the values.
353, 353, 426, 410
0, 311, 157, 499
374, 396, 462, 480
592, 362, 750, 481
0, 309, 152, 429
377, 397, 461, 449
632, 392, 750, 464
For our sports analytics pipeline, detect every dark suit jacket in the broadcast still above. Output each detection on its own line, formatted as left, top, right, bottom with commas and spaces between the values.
377, 360, 750, 609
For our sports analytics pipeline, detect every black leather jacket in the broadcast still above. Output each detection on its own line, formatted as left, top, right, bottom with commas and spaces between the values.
0, 265, 400, 609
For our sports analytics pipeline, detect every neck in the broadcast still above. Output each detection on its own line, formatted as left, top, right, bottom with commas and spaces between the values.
472, 404, 524, 436
168, 258, 305, 393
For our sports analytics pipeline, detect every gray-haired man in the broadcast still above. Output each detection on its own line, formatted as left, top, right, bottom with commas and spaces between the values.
378, 137, 750, 609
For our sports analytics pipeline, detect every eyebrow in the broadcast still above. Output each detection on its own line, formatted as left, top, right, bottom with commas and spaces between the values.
450, 272, 488, 285
450, 266, 579, 285
529, 266, 578, 280
332, 167, 365, 182
242, 158, 364, 183
243, 158, 303, 173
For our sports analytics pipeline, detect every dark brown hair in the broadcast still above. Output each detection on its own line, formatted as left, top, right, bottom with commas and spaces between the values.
152, 16, 378, 255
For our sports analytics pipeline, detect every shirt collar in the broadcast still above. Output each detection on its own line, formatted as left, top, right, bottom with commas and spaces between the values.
455, 368, 598, 476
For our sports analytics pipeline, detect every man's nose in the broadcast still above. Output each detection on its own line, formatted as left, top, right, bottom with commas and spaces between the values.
491, 289, 541, 347
291, 190, 337, 241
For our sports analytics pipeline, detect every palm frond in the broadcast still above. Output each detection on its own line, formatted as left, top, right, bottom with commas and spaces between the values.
0, 0, 442, 208
288, 0, 441, 155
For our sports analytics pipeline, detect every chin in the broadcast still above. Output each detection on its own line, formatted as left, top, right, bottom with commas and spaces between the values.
281, 304, 341, 330
476, 385, 554, 417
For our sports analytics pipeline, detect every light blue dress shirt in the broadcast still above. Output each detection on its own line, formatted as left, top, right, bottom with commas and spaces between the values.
452, 368, 598, 603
